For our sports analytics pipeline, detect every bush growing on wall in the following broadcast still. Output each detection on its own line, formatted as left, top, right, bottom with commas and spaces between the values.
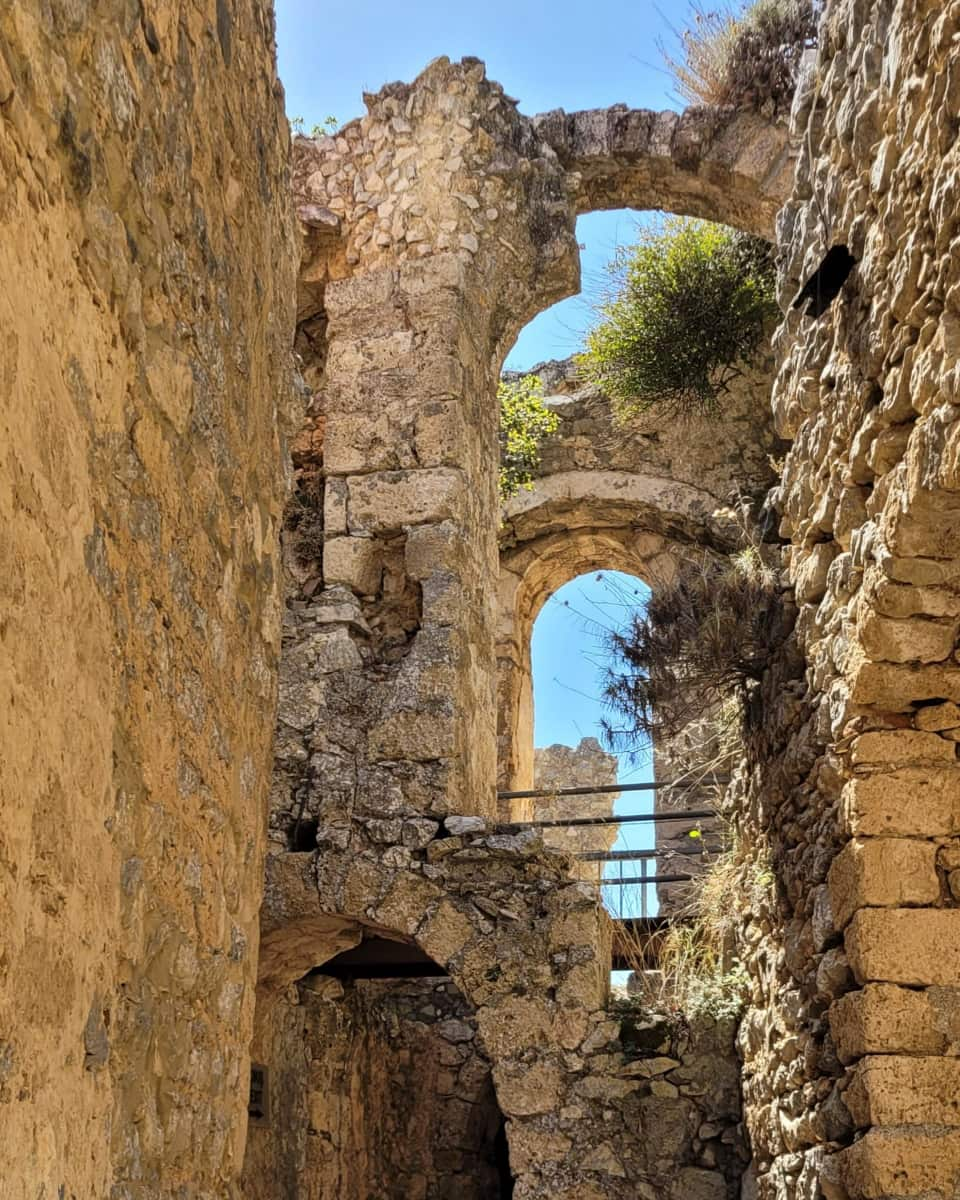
498, 374, 559, 502
578, 219, 777, 420
601, 547, 788, 749
662, 0, 820, 113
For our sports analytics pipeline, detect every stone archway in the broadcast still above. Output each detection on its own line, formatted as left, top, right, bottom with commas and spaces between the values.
259, 53, 793, 1200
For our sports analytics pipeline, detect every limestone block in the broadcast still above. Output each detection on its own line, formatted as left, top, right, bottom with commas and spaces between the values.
417, 899, 477, 967
346, 468, 466, 533
374, 873, 443, 936
323, 536, 383, 596
493, 1060, 563, 1116
859, 611, 959, 664
850, 729, 956, 764
849, 658, 960, 709
846, 909, 960, 986
845, 1056, 960, 1128
369, 710, 455, 762
821, 1128, 960, 1199
505, 1125, 573, 1172
916, 701, 960, 731
476, 995, 555, 1058
830, 984, 947, 1063
828, 838, 940, 929
841, 768, 960, 837
794, 542, 839, 604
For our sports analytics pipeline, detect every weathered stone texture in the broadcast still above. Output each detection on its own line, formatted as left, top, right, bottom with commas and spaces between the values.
0, 3, 296, 1196
730, 2, 960, 1197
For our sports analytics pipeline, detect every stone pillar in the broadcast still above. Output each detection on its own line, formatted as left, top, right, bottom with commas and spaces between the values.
274, 58, 579, 842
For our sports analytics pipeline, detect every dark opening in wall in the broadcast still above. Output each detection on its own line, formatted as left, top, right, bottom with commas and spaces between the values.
248, 1063, 269, 1126
793, 245, 857, 318
494, 1119, 515, 1198
288, 816, 319, 852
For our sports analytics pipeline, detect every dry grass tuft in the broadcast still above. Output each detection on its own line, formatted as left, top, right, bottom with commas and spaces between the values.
602, 546, 790, 752
662, 0, 820, 114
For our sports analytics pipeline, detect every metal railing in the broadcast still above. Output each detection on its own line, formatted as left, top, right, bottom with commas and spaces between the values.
495, 780, 720, 922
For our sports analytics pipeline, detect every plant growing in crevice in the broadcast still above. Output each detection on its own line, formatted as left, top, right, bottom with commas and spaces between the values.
620, 831, 775, 1019
578, 219, 777, 420
498, 374, 559, 501
662, 0, 820, 114
601, 545, 788, 755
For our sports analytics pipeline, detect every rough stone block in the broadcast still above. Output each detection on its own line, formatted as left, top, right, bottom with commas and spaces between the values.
821, 1128, 960, 1199
830, 984, 947, 1062
851, 729, 956, 764
849, 658, 960, 709
916, 701, 960, 731
794, 542, 839, 604
846, 909, 960, 986
858, 613, 957, 664
493, 1060, 562, 1116
828, 838, 940, 929
323, 536, 383, 595
346, 468, 465, 533
841, 768, 960, 837
845, 1056, 960, 1127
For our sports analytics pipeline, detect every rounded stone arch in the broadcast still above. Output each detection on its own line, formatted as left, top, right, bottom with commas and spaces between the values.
252, 842, 613, 1196
533, 105, 793, 238
495, 469, 743, 805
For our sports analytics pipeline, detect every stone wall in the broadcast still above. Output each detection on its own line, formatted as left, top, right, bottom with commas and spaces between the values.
730, 2, 960, 1197
0, 3, 297, 1196
533, 739, 619, 877
495, 356, 782, 801
243, 976, 507, 1200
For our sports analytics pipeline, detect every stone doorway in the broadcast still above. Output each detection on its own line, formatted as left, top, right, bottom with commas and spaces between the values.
242, 936, 512, 1200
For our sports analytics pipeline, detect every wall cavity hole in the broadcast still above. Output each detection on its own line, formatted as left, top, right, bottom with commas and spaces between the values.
248, 1063, 269, 1126
793, 245, 857, 318
288, 816, 319, 852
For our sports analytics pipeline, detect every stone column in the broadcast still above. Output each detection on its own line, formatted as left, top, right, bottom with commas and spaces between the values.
275, 58, 579, 842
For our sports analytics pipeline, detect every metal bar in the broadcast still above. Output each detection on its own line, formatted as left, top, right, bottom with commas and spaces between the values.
496, 808, 714, 831
641, 855, 648, 920
578, 847, 709, 862
497, 779, 726, 801
603, 872, 693, 886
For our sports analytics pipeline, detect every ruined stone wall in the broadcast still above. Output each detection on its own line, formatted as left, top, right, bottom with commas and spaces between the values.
533, 739, 619, 877
495, 357, 781, 802
0, 3, 297, 1195
731, 2, 960, 1197
262, 53, 797, 1200
243, 976, 507, 1200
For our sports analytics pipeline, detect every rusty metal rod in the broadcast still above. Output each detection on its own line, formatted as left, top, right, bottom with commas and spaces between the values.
578, 847, 708, 862
497, 780, 726, 801
495, 808, 715, 831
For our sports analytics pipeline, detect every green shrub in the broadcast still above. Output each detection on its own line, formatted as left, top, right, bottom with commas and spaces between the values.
578, 219, 776, 420
663, 0, 820, 113
498, 374, 559, 502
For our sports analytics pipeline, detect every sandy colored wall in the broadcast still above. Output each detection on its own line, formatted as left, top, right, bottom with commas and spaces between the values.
732, 2, 960, 1197
0, 2, 297, 1194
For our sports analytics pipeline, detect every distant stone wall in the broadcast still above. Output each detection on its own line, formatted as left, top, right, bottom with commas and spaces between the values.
0, 3, 297, 1196
730, 3, 960, 1197
534, 739, 619, 875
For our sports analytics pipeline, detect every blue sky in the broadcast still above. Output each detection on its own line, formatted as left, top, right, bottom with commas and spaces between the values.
274, 0, 683, 367
273, 3, 679, 914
